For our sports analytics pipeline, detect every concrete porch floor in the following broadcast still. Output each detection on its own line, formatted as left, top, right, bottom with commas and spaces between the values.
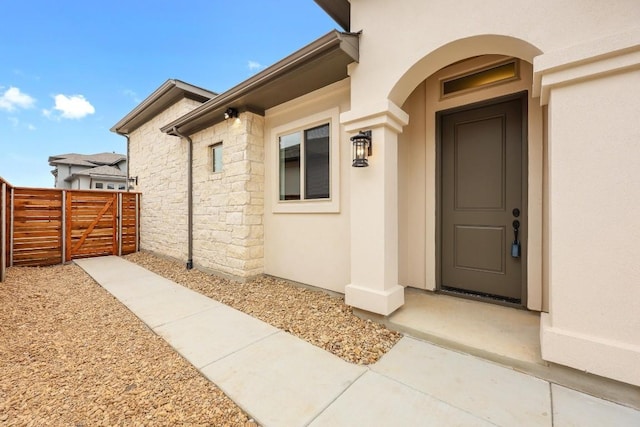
357, 288, 640, 410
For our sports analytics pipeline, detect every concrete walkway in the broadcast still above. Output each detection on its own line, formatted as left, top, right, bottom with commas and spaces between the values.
75, 256, 640, 427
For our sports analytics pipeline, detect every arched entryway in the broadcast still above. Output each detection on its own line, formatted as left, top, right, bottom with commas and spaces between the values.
394, 38, 545, 311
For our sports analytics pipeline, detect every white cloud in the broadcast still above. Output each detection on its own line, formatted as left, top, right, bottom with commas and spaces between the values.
51, 94, 95, 119
27, 123, 36, 131
248, 60, 263, 71
0, 87, 36, 112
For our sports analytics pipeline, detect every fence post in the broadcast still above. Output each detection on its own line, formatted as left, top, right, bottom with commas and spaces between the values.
65, 192, 72, 262
9, 188, 14, 267
1, 182, 6, 282
136, 193, 140, 252
118, 193, 123, 256
61, 191, 66, 264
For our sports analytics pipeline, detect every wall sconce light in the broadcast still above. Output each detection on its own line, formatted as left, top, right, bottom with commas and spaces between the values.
351, 130, 372, 167
224, 108, 238, 120
128, 176, 138, 185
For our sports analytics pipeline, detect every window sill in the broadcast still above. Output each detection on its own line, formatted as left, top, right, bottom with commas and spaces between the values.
272, 198, 339, 214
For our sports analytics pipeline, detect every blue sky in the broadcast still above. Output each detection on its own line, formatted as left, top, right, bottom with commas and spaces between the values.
0, 1, 336, 187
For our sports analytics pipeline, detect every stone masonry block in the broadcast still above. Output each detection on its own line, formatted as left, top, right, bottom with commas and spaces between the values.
226, 244, 249, 259
250, 226, 264, 239
226, 212, 243, 225
244, 205, 264, 216
231, 181, 246, 192
228, 191, 251, 206
225, 161, 251, 177
244, 215, 262, 225
231, 225, 251, 239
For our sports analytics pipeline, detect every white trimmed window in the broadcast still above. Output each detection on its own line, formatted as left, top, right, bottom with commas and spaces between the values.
279, 123, 330, 201
95, 182, 104, 189
271, 107, 340, 213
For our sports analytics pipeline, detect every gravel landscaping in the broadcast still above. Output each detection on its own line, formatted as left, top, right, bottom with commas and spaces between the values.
0, 264, 251, 426
1, 253, 401, 425
124, 251, 402, 365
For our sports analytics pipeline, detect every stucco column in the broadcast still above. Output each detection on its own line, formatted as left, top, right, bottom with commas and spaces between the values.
341, 101, 409, 315
534, 30, 640, 386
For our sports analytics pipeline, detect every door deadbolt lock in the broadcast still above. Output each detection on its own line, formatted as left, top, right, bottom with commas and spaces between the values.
512, 208, 520, 217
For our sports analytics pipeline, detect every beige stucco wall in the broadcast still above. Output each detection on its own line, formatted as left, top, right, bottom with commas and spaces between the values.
538, 40, 640, 385
129, 98, 201, 261
190, 112, 264, 278
264, 79, 351, 293
398, 81, 426, 289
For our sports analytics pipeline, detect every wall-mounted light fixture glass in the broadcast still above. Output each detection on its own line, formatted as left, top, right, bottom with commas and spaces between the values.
351, 130, 372, 167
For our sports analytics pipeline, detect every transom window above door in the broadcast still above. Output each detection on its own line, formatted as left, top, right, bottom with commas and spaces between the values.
279, 123, 330, 201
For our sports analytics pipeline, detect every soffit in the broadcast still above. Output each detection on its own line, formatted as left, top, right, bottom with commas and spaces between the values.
314, 0, 350, 31
161, 30, 359, 137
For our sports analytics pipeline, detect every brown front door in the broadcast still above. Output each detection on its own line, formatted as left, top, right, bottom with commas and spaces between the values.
440, 95, 526, 303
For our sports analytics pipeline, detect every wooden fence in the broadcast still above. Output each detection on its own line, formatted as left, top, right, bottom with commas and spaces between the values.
1, 177, 140, 281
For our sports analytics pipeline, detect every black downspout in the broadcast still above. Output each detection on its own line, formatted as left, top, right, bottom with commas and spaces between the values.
123, 134, 130, 191
172, 127, 194, 270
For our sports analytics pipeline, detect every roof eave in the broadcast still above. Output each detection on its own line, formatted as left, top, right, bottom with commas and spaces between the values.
110, 79, 217, 135
314, 0, 350, 31
89, 174, 126, 180
161, 30, 359, 137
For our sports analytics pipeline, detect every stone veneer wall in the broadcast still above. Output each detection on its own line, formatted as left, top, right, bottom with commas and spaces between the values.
190, 112, 265, 278
129, 98, 203, 261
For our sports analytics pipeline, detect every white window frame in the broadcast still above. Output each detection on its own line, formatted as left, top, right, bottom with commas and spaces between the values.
271, 107, 340, 213
211, 142, 223, 173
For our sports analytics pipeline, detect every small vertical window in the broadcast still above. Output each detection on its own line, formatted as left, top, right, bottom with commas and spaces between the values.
107, 183, 114, 190
279, 123, 330, 201
95, 183, 103, 189
118, 184, 126, 190
212, 143, 223, 173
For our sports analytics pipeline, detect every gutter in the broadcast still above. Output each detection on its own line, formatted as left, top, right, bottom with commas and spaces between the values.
171, 127, 194, 270
161, 30, 359, 135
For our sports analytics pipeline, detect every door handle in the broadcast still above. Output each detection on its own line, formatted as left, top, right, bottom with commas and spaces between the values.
511, 220, 521, 258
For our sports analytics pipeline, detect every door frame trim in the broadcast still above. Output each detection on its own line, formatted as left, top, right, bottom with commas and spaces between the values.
435, 91, 529, 307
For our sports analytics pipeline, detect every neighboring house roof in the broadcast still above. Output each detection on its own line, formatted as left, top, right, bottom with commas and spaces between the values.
110, 79, 217, 135
160, 30, 359, 137
65, 165, 126, 182
49, 152, 127, 185
314, 0, 350, 31
48, 152, 126, 167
